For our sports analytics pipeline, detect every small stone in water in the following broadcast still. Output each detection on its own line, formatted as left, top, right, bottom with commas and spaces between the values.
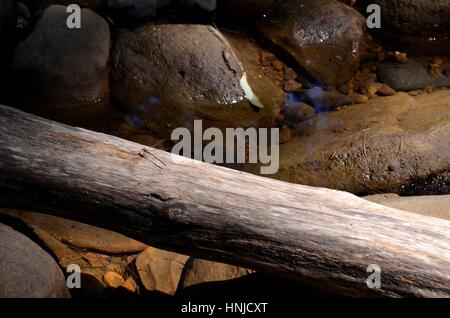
275, 113, 285, 124
394, 51, 408, 63
271, 59, 284, 71
279, 125, 292, 144
284, 67, 298, 80
408, 90, 423, 97
430, 57, 443, 76
367, 82, 383, 98
377, 83, 397, 96
352, 93, 369, 104
259, 51, 275, 66
283, 80, 302, 92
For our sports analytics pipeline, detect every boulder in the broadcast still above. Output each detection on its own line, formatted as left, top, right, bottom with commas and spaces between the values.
111, 24, 280, 140
0, 223, 70, 298
10, 5, 110, 126
256, 0, 369, 88
0, 210, 146, 297
245, 90, 450, 195
356, 0, 450, 55
378, 59, 450, 91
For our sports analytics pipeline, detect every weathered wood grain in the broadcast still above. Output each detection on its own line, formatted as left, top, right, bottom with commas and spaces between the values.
0, 105, 449, 297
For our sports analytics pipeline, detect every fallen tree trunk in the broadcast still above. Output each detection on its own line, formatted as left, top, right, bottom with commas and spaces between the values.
0, 105, 449, 297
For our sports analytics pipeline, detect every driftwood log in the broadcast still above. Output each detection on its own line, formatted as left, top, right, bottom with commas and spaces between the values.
0, 105, 449, 297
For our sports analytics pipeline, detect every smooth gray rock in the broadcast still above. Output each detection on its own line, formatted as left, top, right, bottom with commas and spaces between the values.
11, 5, 110, 125
378, 60, 450, 91
0, 223, 70, 298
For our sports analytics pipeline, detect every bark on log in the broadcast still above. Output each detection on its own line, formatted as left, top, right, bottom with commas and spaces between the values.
0, 105, 449, 298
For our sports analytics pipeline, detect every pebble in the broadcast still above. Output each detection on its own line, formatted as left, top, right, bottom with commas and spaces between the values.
352, 93, 369, 104
121, 277, 138, 293
283, 102, 316, 125
271, 59, 284, 71
103, 271, 125, 288
284, 67, 298, 80
394, 51, 408, 63
367, 82, 382, 98
283, 80, 303, 92
279, 125, 292, 144
259, 51, 275, 66
377, 83, 397, 96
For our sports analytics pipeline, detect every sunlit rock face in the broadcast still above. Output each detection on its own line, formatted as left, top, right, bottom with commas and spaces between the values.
256, 0, 369, 89
111, 24, 282, 140
245, 91, 450, 195
356, 0, 450, 55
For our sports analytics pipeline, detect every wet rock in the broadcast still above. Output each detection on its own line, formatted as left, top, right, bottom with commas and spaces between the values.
399, 170, 449, 196
10, 5, 110, 126
297, 87, 353, 111
356, 0, 450, 55
135, 247, 189, 296
378, 59, 450, 91
364, 194, 450, 221
0, 223, 70, 298
245, 91, 450, 195
224, 32, 285, 112
256, 0, 368, 88
111, 24, 280, 140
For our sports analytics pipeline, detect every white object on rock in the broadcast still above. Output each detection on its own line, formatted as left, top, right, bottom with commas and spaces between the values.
240, 72, 264, 108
